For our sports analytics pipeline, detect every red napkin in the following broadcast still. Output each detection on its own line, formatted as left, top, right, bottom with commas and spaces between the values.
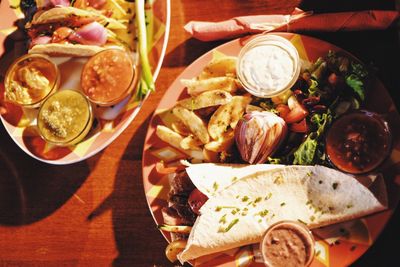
185, 9, 400, 41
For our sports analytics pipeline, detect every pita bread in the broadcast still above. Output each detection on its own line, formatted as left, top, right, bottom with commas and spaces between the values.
179, 165, 387, 262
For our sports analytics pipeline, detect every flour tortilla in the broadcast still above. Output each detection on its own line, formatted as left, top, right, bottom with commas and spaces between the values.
27, 7, 128, 56
179, 165, 387, 263
30, 7, 126, 30
185, 163, 284, 197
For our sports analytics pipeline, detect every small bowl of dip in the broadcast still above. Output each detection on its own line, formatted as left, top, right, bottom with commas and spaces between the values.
259, 220, 314, 267
237, 34, 300, 98
37, 90, 94, 146
4, 54, 60, 108
80, 48, 138, 106
325, 110, 392, 174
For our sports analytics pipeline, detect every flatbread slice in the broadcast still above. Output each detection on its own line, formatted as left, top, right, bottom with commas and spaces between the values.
179, 165, 387, 262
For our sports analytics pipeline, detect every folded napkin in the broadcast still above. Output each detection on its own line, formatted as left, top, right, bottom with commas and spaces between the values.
185, 9, 400, 41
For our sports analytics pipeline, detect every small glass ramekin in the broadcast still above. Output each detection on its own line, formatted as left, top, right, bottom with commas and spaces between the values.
4, 54, 60, 108
80, 48, 139, 106
237, 34, 301, 98
37, 90, 94, 146
257, 220, 315, 267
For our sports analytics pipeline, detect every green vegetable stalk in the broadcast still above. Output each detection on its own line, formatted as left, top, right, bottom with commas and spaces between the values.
136, 0, 155, 99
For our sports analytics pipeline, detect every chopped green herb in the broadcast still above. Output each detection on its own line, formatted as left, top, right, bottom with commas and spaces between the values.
241, 211, 248, 216
258, 219, 262, 223
306, 200, 312, 205
231, 209, 238, 215
254, 197, 262, 203
241, 196, 249, 202
232, 177, 238, 182
280, 202, 286, 207
258, 210, 269, 217
346, 204, 353, 209
310, 215, 315, 222
219, 214, 227, 224
265, 192, 273, 200
306, 171, 313, 177
215, 206, 237, 212
315, 250, 321, 257
243, 207, 248, 212
213, 182, 219, 192
218, 218, 239, 233
274, 176, 284, 185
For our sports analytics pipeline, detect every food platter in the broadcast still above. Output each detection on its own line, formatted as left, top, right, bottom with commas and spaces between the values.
0, 0, 170, 164
142, 33, 400, 266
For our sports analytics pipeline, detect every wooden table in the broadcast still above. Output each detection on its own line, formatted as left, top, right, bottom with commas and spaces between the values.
0, 0, 399, 266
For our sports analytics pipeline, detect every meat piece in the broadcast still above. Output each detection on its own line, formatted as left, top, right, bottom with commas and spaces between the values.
170, 170, 195, 195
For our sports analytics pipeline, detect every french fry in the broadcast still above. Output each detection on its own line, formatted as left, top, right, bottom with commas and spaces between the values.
156, 125, 184, 149
203, 148, 220, 163
181, 77, 239, 96
177, 90, 232, 110
171, 120, 191, 136
172, 106, 210, 144
198, 56, 237, 79
208, 95, 251, 140
204, 130, 235, 152
180, 135, 203, 150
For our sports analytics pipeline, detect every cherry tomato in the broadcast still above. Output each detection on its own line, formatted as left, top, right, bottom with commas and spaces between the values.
188, 189, 208, 215
276, 104, 290, 120
289, 119, 308, 133
285, 96, 309, 123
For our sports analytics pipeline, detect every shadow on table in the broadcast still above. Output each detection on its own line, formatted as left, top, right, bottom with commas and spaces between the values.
87, 115, 179, 266
0, 122, 94, 226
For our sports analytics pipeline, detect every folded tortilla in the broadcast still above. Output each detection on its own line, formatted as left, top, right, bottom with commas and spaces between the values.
27, 7, 128, 56
179, 165, 387, 262
185, 163, 283, 197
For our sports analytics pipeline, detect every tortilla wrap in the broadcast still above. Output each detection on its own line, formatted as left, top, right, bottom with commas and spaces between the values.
27, 7, 129, 56
179, 165, 387, 262
30, 7, 126, 30
185, 163, 284, 197
28, 43, 123, 57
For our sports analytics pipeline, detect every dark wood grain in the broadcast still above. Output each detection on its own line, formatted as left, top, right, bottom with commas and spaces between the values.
0, 0, 399, 266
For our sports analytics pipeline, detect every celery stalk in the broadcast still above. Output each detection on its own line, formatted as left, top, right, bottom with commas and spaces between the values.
136, 0, 154, 99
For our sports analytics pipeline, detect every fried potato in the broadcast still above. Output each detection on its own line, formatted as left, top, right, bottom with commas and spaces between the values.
178, 90, 232, 110
203, 148, 220, 163
181, 77, 240, 96
204, 130, 235, 152
172, 106, 210, 144
198, 56, 237, 79
180, 135, 203, 150
208, 95, 251, 140
156, 125, 184, 149
165, 240, 187, 263
171, 120, 191, 136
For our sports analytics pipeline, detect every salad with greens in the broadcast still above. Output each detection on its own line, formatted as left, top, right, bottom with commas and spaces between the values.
250, 51, 369, 166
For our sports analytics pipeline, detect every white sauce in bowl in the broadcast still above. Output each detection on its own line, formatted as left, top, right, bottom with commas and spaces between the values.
237, 35, 300, 98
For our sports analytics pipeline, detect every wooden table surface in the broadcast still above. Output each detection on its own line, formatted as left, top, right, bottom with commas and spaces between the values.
0, 0, 399, 266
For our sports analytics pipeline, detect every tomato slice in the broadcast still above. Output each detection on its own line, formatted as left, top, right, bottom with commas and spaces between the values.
276, 104, 290, 121
285, 96, 309, 123
289, 118, 308, 133
188, 189, 208, 215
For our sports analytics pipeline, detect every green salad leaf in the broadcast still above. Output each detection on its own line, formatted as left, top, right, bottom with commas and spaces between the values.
345, 74, 365, 101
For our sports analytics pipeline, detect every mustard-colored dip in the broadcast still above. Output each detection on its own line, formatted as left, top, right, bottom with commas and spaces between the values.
38, 90, 93, 146
5, 54, 59, 107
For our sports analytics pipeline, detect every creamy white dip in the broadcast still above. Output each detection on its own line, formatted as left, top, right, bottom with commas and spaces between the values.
237, 35, 300, 98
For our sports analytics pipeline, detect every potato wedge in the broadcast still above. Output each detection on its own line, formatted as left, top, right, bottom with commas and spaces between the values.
204, 130, 235, 152
165, 240, 187, 263
178, 90, 232, 110
198, 56, 237, 79
171, 120, 191, 136
172, 106, 210, 144
158, 224, 192, 234
181, 77, 239, 96
203, 148, 220, 163
156, 125, 184, 149
180, 135, 203, 150
208, 95, 251, 140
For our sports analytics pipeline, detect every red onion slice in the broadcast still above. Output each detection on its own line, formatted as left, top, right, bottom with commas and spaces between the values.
31, 35, 52, 47
68, 22, 107, 46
